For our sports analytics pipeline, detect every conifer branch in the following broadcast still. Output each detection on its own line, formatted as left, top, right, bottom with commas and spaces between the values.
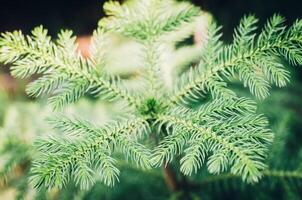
0, 0, 301, 192
170, 15, 302, 105
155, 111, 272, 183
31, 116, 151, 189
0, 27, 139, 109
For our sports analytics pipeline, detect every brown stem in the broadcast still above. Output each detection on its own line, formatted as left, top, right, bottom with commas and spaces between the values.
162, 164, 179, 192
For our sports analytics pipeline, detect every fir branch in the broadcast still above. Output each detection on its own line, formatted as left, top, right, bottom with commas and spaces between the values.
0, 27, 139, 109
170, 15, 302, 105
31, 117, 151, 189
155, 1, 201, 35
89, 28, 108, 71
100, 0, 201, 41
156, 113, 271, 183
0, 0, 301, 192
152, 126, 190, 166
100, 1, 202, 94
141, 40, 166, 96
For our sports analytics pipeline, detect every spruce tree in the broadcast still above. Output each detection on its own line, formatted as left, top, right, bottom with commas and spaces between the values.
0, 0, 301, 197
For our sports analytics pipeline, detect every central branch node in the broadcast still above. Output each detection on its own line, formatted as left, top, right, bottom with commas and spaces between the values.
138, 98, 165, 118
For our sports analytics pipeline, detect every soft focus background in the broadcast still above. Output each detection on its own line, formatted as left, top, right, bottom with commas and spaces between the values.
0, 0, 301, 36
0, 0, 302, 200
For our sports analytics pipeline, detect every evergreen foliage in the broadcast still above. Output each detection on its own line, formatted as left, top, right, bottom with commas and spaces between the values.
0, 0, 301, 195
